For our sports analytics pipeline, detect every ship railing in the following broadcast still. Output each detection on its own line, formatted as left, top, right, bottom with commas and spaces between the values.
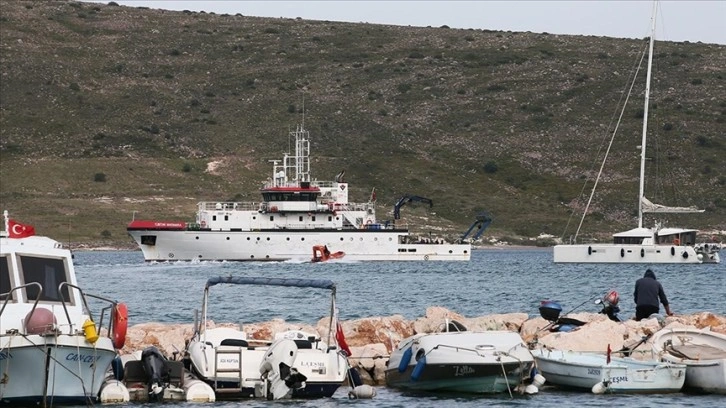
198, 201, 375, 213
198, 202, 261, 211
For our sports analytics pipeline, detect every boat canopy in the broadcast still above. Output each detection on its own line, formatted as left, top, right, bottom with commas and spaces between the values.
205, 276, 335, 291
612, 228, 654, 238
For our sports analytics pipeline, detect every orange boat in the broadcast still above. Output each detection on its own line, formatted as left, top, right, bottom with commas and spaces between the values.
311, 245, 345, 263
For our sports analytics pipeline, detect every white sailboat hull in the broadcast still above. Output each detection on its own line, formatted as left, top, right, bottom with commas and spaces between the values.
553, 244, 718, 264
129, 229, 470, 262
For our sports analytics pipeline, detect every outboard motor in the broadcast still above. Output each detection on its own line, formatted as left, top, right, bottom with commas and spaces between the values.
259, 339, 308, 400
141, 346, 169, 402
596, 290, 622, 322
539, 300, 587, 332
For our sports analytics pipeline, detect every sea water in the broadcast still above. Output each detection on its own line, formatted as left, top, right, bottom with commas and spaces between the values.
69, 248, 724, 407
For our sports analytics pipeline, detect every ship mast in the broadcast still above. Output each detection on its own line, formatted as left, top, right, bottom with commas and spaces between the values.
637, 0, 657, 228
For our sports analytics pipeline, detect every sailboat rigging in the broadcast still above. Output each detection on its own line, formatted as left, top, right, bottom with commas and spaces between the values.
553, 1, 720, 264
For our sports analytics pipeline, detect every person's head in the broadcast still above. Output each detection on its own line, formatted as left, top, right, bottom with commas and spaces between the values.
644, 268, 656, 279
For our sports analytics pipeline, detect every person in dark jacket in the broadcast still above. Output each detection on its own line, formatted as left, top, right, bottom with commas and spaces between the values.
634, 268, 673, 321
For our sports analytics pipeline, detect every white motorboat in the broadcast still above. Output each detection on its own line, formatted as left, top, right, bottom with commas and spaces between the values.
385, 321, 541, 394
553, 1, 720, 264
533, 348, 685, 394
0, 211, 129, 405
651, 327, 726, 394
127, 122, 472, 262
184, 276, 348, 400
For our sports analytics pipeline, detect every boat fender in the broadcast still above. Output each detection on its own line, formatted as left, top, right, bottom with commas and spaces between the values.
671, 247, 675, 256
410, 354, 426, 381
682, 252, 688, 259
640, 248, 645, 258
524, 384, 539, 394
397, 347, 412, 373
587, 246, 592, 255
111, 356, 124, 381
533, 374, 546, 388
620, 248, 625, 258
112, 303, 129, 349
591, 381, 608, 394
348, 384, 377, 399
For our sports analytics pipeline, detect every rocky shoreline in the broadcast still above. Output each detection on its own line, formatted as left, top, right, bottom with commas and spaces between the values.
121, 306, 726, 385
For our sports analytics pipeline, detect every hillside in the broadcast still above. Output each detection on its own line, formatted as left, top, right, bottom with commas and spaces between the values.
0, 0, 724, 247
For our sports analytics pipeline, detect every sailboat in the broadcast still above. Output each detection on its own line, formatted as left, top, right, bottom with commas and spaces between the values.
553, 2, 720, 264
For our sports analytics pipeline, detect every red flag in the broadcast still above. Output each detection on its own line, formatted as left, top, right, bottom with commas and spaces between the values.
8, 219, 35, 238
606, 344, 611, 364
335, 319, 352, 357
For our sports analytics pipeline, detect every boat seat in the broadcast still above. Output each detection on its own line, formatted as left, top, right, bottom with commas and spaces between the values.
220, 339, 249, 347
293, 339, 313, 349
667, 344, 726, 360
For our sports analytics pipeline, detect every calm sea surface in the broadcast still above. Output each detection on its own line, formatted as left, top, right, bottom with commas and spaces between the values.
70, 248, 724, 407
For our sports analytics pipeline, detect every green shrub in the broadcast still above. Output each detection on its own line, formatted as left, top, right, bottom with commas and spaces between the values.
484, 161, 498, 174
94, 173, 107, 182
182, 163, 192, 172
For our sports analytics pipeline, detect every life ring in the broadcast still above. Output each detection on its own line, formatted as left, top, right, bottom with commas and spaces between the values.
200, 220, 207, 228
673, 238, 680, 246
112, 303, 128, 349
366, 220, 373, 225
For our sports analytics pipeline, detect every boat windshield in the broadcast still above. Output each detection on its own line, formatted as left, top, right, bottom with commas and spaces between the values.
18, 255, 72, 303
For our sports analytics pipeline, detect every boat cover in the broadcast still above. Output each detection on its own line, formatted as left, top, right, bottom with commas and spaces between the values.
206, 276, 335, 291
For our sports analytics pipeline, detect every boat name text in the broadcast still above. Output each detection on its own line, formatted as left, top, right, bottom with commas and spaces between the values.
454, 365, 475, 376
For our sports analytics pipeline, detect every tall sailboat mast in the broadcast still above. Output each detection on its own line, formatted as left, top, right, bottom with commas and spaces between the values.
638, 1, 658, 228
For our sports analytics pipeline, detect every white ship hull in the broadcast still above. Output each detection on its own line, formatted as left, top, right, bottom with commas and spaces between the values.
128, 229, 470, 262
553, 243, 719, 264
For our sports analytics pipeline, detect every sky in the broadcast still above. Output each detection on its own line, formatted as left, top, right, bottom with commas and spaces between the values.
93, 1, 726, 45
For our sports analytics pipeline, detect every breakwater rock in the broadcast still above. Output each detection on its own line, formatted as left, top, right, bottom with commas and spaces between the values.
121, 306, 726, 385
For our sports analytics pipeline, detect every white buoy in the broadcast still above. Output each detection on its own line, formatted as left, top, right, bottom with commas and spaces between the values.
99, 380, 130, 403
524, 384, 539, 394
591, 381, 607, 394
533, 374, 546, 388
348, 384, 377, 399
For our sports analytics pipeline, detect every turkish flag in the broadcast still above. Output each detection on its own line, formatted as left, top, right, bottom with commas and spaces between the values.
8, 219, 35, 238
336, 319, 352, 357
606, 344, 612, 364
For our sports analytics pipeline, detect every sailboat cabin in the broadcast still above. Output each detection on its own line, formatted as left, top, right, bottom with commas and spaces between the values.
613, 227, 698, 246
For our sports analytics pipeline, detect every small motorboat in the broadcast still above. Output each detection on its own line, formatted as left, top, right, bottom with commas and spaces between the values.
0, 211, 130, 405
184, 276, 348, 400
385, 320, 542, 394
651, 327, 726, 394
311, 245, 345, 262
532, 348, 686, 394
120, 347, 216, 402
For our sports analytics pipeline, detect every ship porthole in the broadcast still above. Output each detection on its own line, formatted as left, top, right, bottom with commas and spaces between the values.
671, 247, 675, 256
640, 248, 645, 257
620, 248, 625, 258
588, 246, 592, 255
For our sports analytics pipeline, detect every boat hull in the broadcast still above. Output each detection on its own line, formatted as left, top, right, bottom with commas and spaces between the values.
553, 244, 717, 264
0, 336, 117, 404
385, 331, 535, 394
533, 349, 685, 393
652, 328, 726, 394
385, 362, 527, 393
128, 229, 470, 262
